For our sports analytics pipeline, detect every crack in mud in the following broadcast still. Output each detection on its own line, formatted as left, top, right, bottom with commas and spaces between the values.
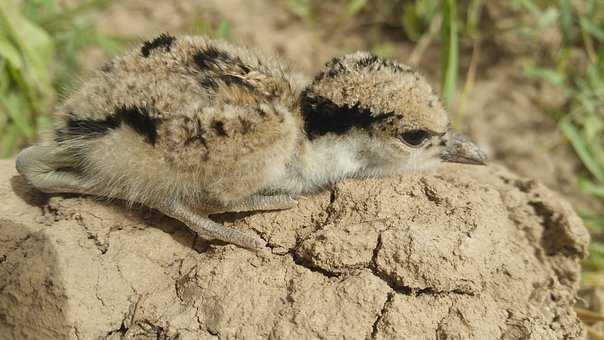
9, 234, 32, 251
435, 304, 455, 338
103, 321, 128, 339
528, 201, 580, 257
369, 229, 475, 297
370, 291, 394, 339
289, 250, 340, 278
284, 219, 477, 299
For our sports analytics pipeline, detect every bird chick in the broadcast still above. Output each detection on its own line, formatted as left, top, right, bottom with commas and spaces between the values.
15, 34, 486, 250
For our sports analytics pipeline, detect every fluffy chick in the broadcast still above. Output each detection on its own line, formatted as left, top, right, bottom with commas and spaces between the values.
16, 34, 485, 249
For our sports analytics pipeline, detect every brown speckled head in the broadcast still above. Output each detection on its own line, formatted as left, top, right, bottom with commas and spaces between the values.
300, 52, 487, 170
300, 52, 449, 142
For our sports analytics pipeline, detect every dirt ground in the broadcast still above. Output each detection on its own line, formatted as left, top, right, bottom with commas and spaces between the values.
0, 159, 589, 339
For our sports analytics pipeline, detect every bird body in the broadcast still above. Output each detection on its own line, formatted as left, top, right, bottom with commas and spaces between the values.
52, 35, 302, 208
16, 34, 487, 249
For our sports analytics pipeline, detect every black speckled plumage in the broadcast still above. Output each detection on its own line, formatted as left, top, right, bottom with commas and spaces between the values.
300, 90, 394, 139
55, 106, 159, 145
141, 33, 176, 57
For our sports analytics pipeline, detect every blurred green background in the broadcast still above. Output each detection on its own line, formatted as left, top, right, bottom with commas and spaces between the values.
0, 0, 602, 335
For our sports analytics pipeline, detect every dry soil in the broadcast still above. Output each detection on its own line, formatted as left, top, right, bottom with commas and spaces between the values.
0, 159, 589, 339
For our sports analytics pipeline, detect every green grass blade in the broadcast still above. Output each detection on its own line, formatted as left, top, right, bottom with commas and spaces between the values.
559, 0, 573, 45
0, 124, 20, 157
0, 0, 54, 109
287, 0, 311, 20
346, 0, 367, 17
0, 0, 119, 157
0, 93, 34, 138
215, 20, 230, 40
0, 59, 8, 94
401, 3, 422, 41
580, 17, 604, 42
560, 116, 604, 183
579, 178, 604, 197
0, 34, 23, 69
7, 63, 40, 114
36, 0, 113, 30
581, 212, 604, 229
522, 66, 565, 86
441, 0, 459, 108
466, 0, 483, 36
416, 0, 440, 21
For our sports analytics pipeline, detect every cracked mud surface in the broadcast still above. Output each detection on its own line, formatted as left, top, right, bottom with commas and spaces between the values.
0, 159, 589, 339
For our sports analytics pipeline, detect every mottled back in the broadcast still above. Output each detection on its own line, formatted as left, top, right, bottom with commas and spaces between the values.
52, 35, 303, 203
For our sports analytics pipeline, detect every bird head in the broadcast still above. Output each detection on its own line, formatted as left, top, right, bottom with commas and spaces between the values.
300, 52, 486, 174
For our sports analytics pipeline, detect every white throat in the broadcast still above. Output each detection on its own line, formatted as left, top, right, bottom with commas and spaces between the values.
268, 135, 366, 194
304, 135, 365, 186
265, 131, 444, 195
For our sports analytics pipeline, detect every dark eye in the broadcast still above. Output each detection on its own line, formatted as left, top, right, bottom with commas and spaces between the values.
399, 129, 430, 147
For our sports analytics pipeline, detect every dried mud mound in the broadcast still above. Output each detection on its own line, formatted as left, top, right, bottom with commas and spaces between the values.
0, 159, 589, 339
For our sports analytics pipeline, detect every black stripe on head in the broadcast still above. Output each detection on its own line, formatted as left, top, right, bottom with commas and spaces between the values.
312, 54, 413, 83
356, 54, 380, 68
193, 46, 251, 73
195, 47, 256, 91
141, 33, 176, 58
55, 114, 120, 142
193, 46, 232, 70
193, 46, 256, 92
116, 106, 158, 145
355, 54, 411, 73
313, 57, 346, 82
300, 89, 394, 139
55, 106, 159, 145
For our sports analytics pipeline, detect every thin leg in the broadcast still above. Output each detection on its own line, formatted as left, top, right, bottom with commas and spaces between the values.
219, 194, 298, 213
159, 201, 266, 249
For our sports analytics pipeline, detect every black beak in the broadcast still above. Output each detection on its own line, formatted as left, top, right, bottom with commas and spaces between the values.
440, 132, 487, 165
